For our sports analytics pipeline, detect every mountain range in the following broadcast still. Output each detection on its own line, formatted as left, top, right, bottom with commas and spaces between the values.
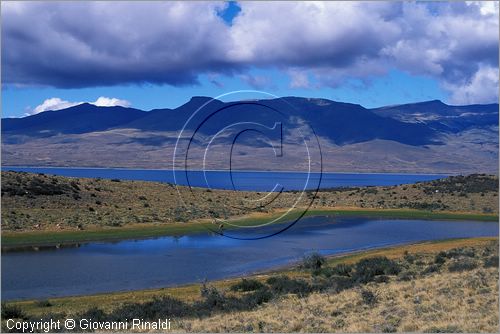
2, 97, 498, 174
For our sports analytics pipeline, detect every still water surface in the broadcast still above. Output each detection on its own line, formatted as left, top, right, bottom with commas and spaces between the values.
2, 167, 446, 191
2, 216, 497, 300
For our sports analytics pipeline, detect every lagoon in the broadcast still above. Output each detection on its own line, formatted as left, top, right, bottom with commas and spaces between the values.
2, 167, 446, 191
2, 216, 497, 301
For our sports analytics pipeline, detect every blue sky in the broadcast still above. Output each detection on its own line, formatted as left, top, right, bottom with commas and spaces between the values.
2, 69, 447, 117
1, 1, 497, 117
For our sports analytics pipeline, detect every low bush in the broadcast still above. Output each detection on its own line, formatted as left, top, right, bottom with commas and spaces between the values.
266, 276, 312, 296
422, 264, 440, 275
302, 252, 326, 270
448, 258, 478, 272
353, 257, 401, 283
79, 307, 107, 322
230, 278, 264, 292
35, 299, 53, 308
397, 270, 417, 281
1, 303, 26, 319
434, 252, 447, 264
331, 263, 353, 277
327, 275, 355, 293
483, 256, 499, 268
360, 289, 377, 305
110, 296, 189, 320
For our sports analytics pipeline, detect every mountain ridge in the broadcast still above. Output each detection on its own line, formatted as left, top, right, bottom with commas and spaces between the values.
2, 96, 498, 173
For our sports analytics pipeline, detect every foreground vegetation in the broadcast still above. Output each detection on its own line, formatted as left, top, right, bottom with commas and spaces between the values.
1, 172, 498, 247
2, 238, 498, 332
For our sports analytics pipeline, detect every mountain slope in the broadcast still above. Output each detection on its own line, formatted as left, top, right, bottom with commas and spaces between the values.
2, 97, 498, 173
2, 103, 147, 136
371, 100, 499, 133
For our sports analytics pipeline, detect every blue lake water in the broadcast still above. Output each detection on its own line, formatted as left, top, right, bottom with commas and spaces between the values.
2, 167, 447, 191
2, 216, 497, 300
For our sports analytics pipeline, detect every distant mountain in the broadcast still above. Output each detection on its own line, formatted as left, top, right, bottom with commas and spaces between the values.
2, 103, 146, 137
2, 97, 498, 173
371, 100, 499, 133
3, 97, 441, 146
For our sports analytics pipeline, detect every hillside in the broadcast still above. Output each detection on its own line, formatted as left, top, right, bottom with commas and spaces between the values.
2, 97, 498, 173
1, 171, 498, 234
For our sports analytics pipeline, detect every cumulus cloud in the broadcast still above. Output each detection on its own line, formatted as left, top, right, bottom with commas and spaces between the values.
27, 96, 131, 115
445, 65, 499, 105
2, 1, 498, 104
93, 97, 131, 108
29, 98, 80, 115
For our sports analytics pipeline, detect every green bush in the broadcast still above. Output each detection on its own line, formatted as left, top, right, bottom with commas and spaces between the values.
422, 264, 440, 275
448, 258, 478, 272
110, 296, 189, 321
79, 307, 107, 322
230, 278, 264, 292
1, 303, 26, 319
353, 257, 401, 283
434, 252, 447, 264
35, 299, 53, 308
266, 276, 312, 296
360, 289, 377, 305
331, 263, 353, 276
484, 256, 499, 268
302, 252, 326, 270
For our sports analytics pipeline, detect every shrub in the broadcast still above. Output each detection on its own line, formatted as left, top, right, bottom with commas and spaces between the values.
79, 307, 107, 322
422, 264, 440, 275
200, 284, 226, 309
331, 263, 353, 276
328, 275, 355, 292
397, 270, 417, 281
266, 276, 312, 296
434, 252, 447, 264
1, 303, 26, 319
353, 257, 401, 283
230, 278, 264, 292
241, 287, 273, 307
110, 296, 189, 321
448, 258, 478, 272
360, 289, 377, 305
484, 256, 499, 268
302, 252, 326, 270
35, 300, 52, 308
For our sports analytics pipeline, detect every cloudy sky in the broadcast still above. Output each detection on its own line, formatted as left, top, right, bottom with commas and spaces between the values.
2, 1, 498, 117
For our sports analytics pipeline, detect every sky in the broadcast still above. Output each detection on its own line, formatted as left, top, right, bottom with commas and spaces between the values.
1, 1, 498, 118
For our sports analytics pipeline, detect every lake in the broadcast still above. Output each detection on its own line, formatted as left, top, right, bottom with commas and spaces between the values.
2, 167, 447, 191
2, 216, 497, 301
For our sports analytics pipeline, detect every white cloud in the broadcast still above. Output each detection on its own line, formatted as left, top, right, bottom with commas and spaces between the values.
93, 97, 131, 108
446, 65, 499, 105
3, 1, 499, 104
27, 96, 131, 115
30, 98, 80, 115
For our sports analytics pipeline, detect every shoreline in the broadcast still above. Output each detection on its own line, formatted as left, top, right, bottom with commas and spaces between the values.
2, 165, 453, 176
4, 236, 497, 307
2, 208, 498, 249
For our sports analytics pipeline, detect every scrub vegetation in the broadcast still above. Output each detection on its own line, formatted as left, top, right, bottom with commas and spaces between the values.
1, 172, 498, 247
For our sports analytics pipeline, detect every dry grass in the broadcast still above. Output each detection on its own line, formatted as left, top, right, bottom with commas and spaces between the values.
181, 267, 498, 333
